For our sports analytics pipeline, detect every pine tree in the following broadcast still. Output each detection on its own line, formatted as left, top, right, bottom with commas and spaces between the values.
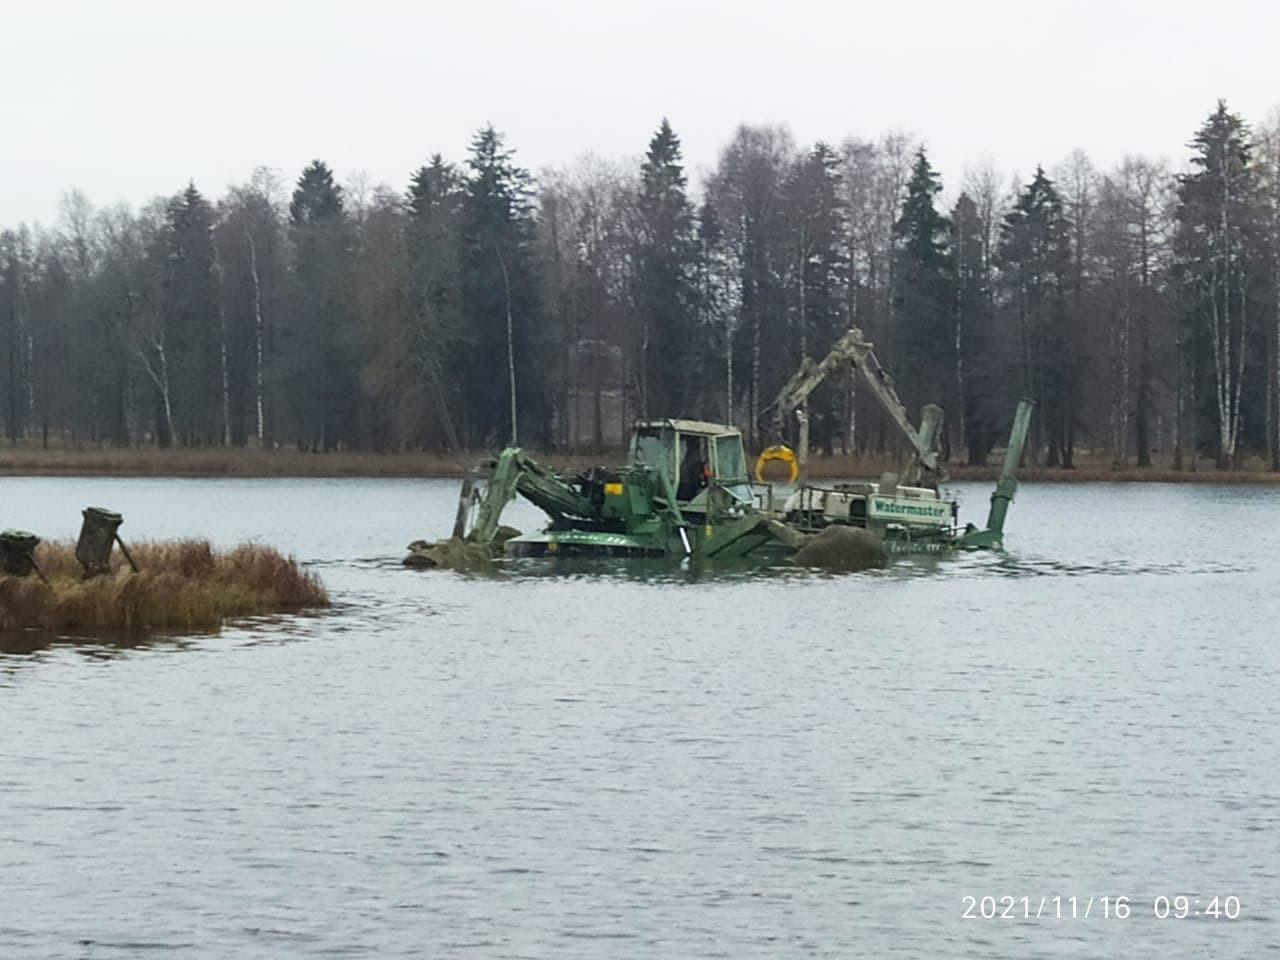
634, 118, 697, 417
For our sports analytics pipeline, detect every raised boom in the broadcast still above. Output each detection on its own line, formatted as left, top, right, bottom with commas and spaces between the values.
758, 327, 944, 485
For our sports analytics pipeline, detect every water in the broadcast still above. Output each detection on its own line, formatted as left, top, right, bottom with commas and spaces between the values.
1, 477, 1278, 957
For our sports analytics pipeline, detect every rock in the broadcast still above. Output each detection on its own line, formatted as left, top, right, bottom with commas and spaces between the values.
403, 536, 492, 570
492, 526, 522, 550
794, 525, 888, 572
403, 528, 522, 571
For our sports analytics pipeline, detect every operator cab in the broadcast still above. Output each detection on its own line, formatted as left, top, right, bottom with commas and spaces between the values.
630, 419, 753, 510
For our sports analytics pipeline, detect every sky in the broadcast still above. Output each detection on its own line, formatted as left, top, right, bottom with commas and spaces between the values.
2, 0, 1278, 227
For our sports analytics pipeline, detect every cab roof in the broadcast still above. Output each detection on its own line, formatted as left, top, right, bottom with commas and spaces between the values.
634, 418, 740, 437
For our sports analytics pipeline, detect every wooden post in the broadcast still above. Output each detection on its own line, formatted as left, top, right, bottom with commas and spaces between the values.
114, 534, 140, 573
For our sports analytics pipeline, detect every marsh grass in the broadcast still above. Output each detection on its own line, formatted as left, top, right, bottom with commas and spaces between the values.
0, 539, 328, 632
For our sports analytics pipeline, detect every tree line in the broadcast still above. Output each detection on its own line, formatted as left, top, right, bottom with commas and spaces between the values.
2, 101, 1279, 469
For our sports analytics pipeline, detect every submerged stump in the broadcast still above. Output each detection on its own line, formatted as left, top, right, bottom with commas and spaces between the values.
794, 525, 889, 572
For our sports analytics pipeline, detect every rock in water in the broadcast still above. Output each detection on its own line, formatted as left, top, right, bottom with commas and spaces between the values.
403, 537, 495, 571
403, 527, 524, 571
794, 525, 888, 571
492, 526, 522, 551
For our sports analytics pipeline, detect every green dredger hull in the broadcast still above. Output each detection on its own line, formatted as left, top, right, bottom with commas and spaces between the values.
505, 512, 794, 561
464, 400, 1034, 566
505, 521, 1001, 561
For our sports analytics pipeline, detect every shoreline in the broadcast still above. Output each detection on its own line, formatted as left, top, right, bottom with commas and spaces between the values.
2, 446, 1278, 484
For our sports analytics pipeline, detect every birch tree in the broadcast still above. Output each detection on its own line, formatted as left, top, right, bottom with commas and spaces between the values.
219, 168, 286, 447
706, 124, 794, 448
695, 199, 743, 425
838, 133, 916, 453
1175, 101, 1263, 468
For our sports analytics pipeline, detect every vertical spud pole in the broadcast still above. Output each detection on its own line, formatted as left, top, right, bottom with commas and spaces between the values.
985, 399, 1035, 537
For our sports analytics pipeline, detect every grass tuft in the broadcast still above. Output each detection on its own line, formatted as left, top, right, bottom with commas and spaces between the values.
0, 539, 328, 632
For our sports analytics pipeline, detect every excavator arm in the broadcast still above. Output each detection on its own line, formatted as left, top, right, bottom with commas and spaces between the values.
465, 448, 597, 543
759, 327, 944, 485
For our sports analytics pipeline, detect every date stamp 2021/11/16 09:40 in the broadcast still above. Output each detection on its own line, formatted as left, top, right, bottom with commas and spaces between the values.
961, 895, 1242, 921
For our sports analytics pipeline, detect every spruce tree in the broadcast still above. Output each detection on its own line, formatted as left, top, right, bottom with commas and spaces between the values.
891, 149, 953, 412
1174, 100, 1265, 467
407, 155, 464, 449
998, 166, 1073, 465
634, 118, 697, 417
0, 231, 29, 442
162, 182, 220, 445
289, 160, 356, 450
461, 125, 540, 446
950, 191, 990, 462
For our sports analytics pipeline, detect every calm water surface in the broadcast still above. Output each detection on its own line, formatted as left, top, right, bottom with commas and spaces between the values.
1, 477, 1277, 958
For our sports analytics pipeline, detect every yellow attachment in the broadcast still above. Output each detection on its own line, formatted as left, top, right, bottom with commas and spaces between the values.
604, 482, 624, 496
755, 445, 798, 483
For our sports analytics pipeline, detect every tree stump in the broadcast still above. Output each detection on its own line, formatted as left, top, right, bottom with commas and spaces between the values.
0, 530, 40, 576
76, 507, 125, 577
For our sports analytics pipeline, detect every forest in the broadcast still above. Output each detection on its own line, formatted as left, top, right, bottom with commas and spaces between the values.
1, 100, 1279, 471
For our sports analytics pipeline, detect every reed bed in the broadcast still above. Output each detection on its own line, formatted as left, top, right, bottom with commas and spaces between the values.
1, 439, 1276, 483
0, 444, 476, 478
793, 454, 1280, 484
0, 539, 328, 632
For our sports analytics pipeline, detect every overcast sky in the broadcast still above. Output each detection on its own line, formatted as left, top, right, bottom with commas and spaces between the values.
2, 0, 1278, 227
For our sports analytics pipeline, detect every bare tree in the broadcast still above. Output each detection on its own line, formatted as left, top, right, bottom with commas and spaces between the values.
247, 232, 266, 445
707, 124, 795, 448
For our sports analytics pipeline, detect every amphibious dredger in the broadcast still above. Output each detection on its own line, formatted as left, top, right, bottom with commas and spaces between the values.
438, 328, 1034, 564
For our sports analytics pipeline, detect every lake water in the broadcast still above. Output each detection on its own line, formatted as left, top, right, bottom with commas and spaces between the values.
1, 476, 1277, 958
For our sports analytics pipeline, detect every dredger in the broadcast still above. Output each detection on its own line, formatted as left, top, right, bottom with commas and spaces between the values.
407, 328, 1033, 568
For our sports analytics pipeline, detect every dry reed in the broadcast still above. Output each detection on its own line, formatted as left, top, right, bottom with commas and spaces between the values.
0, 539, 328, 632
1, 439, 1277, 484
